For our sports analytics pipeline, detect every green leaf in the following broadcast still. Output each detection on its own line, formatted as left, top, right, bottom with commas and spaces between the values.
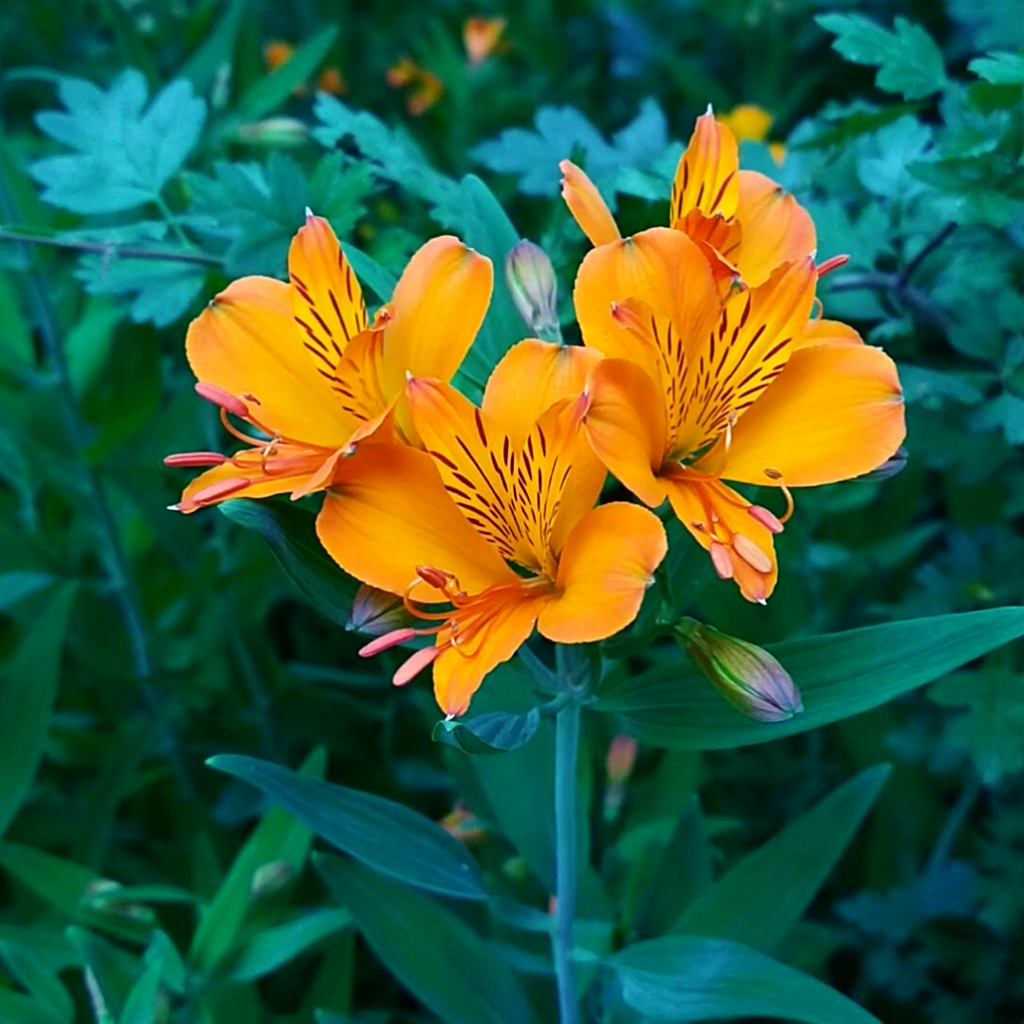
931, 669, 1024, 783
609, 935, 880, 1023
117, 959, 162, 1024
433, 708, 541, 755
970, 392, 1024, 446
0, 572, 57, 613
816, 15, 947, 100
0, 585, 76, 838
208, 754, 486, 900
969, 52, 1024, 85
189, 747, 325, 973
67, 927, 138, 1023
31, 70, 206, 214
670, 765, 890, 950
224, 908, 352, 982
220, 499, 359, 627
0, 990, 66, 1024
0, 942, 74, 1023
596, 608, 1024, 748
179, 0, 248, 94
235, 26, 338, 121
315, 855, 530, 1024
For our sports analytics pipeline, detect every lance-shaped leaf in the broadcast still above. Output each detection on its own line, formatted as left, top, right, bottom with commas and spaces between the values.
208, 754, 486, 900
595, 608, 1024, 748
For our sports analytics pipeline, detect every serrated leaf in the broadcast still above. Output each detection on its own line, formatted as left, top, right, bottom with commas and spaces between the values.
75, 255, 206, 328
31, 70, 206, 214
596, 608, 1024, 748
970, 392, 1024, 446
219, 499, 359, 627
969, 52, 1024, 85
433, 708, 541, 755
316, 855, 530, 1024
0, 585, 76, 838
609, 935, 880, 1023
208, 754, 486, 900
670, 766, 890, 951
816, 15, 947, 100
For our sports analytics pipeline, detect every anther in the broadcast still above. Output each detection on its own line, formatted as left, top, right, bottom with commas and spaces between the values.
748, 505, 784, 534
393, 645, 442, 687
763, 467, 795, 524
195, 382, 250, 419
189, 477, 252, 506
359, 628, 418, 657
163, 451, 228, 468
815, 254, 849, 279
709, 541, 734, 580
417, 566, 452, 590
733, 533, 772, 574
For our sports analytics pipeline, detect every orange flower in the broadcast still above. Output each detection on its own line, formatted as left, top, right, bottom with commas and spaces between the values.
717, 104, 784, 165
264, 40, 346, 97
560, 108, 813, 287
318, 340, 667, 716
464, 16, 506, 66
575, 228, 905, 603
387, 57, 444, 115
165, 214, 492, 513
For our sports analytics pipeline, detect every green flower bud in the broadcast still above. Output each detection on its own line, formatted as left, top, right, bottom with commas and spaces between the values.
505, 240, 561, 341
676, 619, 803, 723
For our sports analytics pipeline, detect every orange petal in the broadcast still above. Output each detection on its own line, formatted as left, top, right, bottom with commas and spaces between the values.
174, 445, 335, 513
574, 227, 721, 375
671, 111, 739, 229
559, 160, 621, 247
379, 236, 493, 413
722, 341, 905, 488
186, 276, 357, 449
539, 503, 667, 642
662, 473, 778, 603
584, 357, 668, 508
482, 339, 602, 447
733, 171, 816, 287
433, 589, 548, 717
288, 214, 369, 360
798, 318, 864, 349
316, 444, 516, 595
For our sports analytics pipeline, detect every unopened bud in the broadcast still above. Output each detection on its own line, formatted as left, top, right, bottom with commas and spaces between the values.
347, 584, 411, 636
605, 733, 637, 784
439, 803, 489, 846
505, 240, 561, 342
859, 446, 907, 482
676, 619, 802, 723
250, 860, 294, 900
230, 117, 310, 148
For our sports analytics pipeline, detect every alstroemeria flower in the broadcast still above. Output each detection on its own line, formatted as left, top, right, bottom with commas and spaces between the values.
316, 339, 668, 716
166, 214, 492, 512
560, 107, 814, 288
576, 228, 905, 603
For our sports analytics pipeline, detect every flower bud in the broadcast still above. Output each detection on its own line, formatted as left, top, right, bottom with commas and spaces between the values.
505, 240, 561, 342
230, 117, 310, 148
859, 446, 907, 482
347, 584, 411, 636
676, 619, 802, 723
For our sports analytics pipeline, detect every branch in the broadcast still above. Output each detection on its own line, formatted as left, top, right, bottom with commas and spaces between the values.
899, 221, 956, 288
828, 271, 950, 330
0, 226, 222, 266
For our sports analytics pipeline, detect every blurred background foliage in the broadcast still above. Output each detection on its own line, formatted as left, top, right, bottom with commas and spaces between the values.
1, 0, 1023, 1021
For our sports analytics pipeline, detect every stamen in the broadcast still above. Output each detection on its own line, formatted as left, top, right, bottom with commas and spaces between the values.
371, 304, 395, 329
709, 541, 734, 579
815, 254, 849, 279
417, 566, 452, 590
219, 408, 267, 446
402, 579, 454, 622
359, 628, 418, 657
189, 476, 252, 506
733, 533, 772, 574
763, 467, 795, 524
163, 451, 227, 467
196, 382, 249, 418
393, 645, 441, 687
748, 505, 784, 534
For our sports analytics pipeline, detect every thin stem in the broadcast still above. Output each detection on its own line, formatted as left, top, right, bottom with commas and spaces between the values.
0, 226, 222, 266
552, 695, 581, 1024
828, 271, 949, 329
898, 221, 956, 288
926, 775, 982, 874
154, 194, 192, 249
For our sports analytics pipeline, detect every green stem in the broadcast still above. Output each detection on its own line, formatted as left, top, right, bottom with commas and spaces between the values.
552, 695, 581, 1024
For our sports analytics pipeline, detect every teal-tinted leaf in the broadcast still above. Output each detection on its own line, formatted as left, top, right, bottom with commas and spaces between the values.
433, 708, 541, 755
190, 748, 325, 973
816, 15, 946, 100
445, 175, 522, 403
32, 70, 206, 214
610, 935, 880, 1023
899, 365, 986, 407
220, 499, 359, 627
225, 908, 352, 982
970, 392, 1024, 446
235, 26, 338, 121
670, 766, 890, 950
0, 572, 57, 612
208, 754, 486, 900
0, 585, 76, 838
969, 52, 1024, 85
179, 0, 248, 93
67, 927, 138, 1023
0, 943, 74, 1022
74, 254, 205, 327
341, 245, 397, 304
596, 608, 1024, 748
316, 855, 530, 1024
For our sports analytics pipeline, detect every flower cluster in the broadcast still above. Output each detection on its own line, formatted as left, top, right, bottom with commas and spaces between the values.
166, 110, 905, 716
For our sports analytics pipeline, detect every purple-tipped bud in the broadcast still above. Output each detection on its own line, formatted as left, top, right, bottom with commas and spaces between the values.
859, 446, 908, 482
676, 619, 803, 723
347, 584, 411, 636
505, 240, 561, 341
